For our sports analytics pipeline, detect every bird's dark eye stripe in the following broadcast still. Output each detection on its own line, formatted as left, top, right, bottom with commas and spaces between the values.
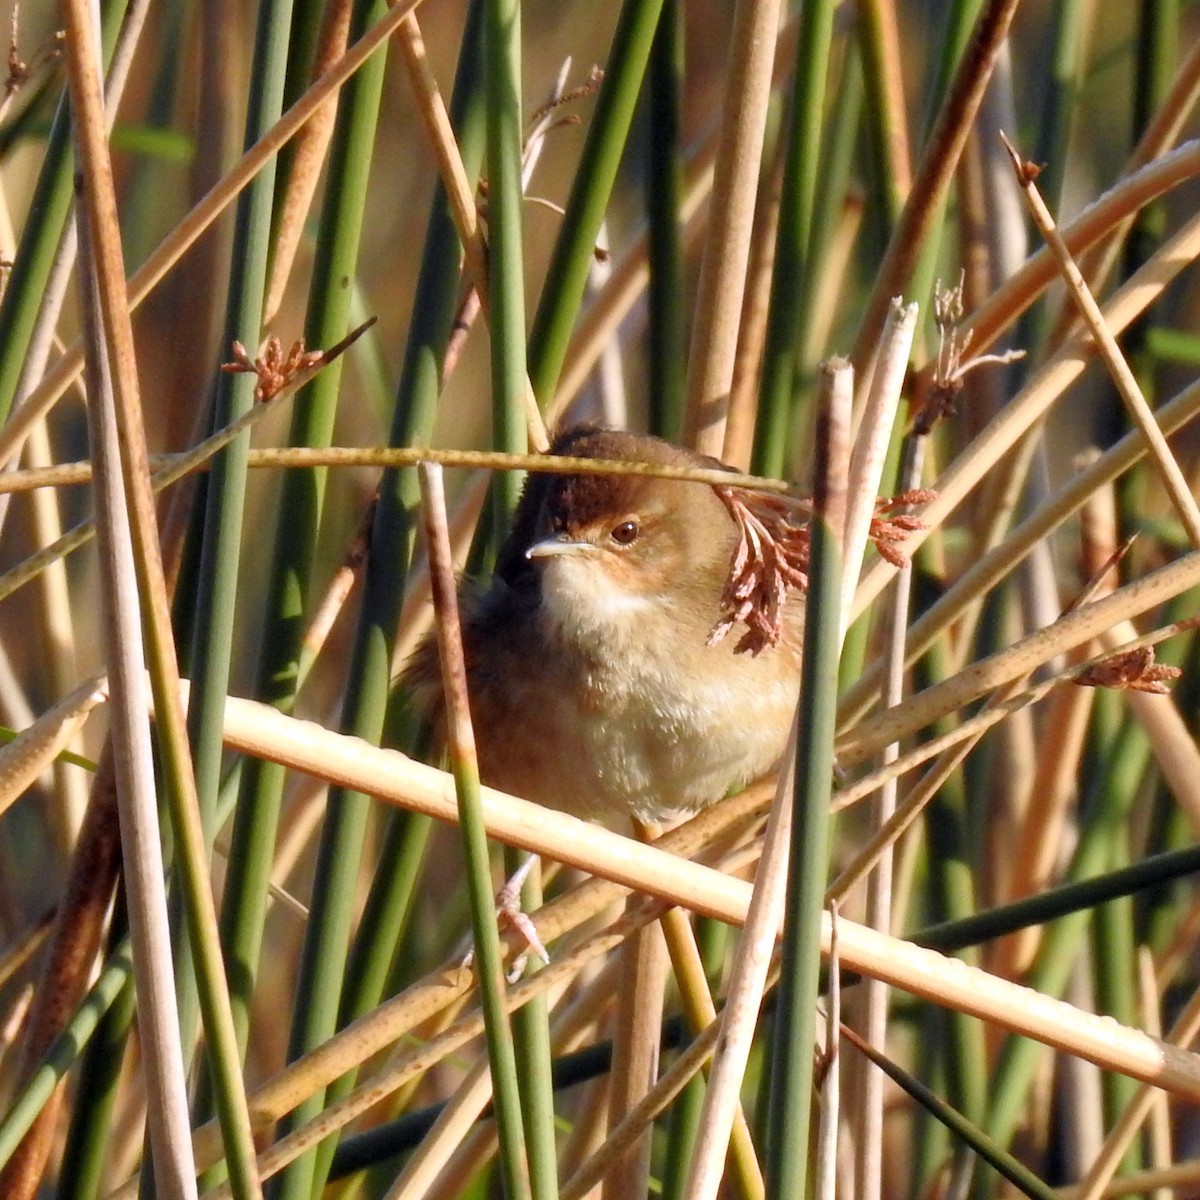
611, 520, 639, 545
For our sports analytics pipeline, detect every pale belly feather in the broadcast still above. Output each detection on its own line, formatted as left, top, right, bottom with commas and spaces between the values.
479, 558, 799, 820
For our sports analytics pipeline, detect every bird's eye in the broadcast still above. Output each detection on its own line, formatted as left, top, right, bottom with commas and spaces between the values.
610, 519, 640, 546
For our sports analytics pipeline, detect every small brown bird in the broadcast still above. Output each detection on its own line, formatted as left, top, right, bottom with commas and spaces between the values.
402, 426, 804, 825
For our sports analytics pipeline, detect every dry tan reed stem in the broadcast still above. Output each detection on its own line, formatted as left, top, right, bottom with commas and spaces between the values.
182, 615, 1200, 927
1155, 894, 1200, 993
0, 920, 52, 993
851, 435, 921, 1200
298, 508, 372, 669
24, 418, 86, 836
195, 882, 1200, 1198
0, 443, 803, 498
551, 147, 713, 423
1139, 949, 1174, 1200
420, 1120, 502, 1200
263, 0, 352, 322
842, 374, 1200, 729
1062, 39, 1200, 343
377, 991, 480, 1194
601, 913, 667, 1200
1097, 621, 1200, 830
1060, 1159, 1200, 1200
1072, 974, 1200, 1200
0, 674, 107, 816
970, 138, 1200, 371
998, 670, 1094, 975
562, 1021, 721, 1200
842, 550, 1200, 768
681, 0, 783, 456
131, 667, 1200, 1193
552, 16, 803, 424
63, 0, 221, 1190
0, 322, 370, 609
723, 139, 786, 470
655, 875, 763, 1197
1125, 33, 1200, 174
416, 958, 622, 1200
816, 925, 840, 1200
395, 13, 547, 452
130, 778, 771, 1193
832, 544, 1181, 903
1002, 132, 1200, 548
827, 669, 1023, 904
191, 901, 667, 1198
990, 473, 1117, 977
677, 629, 792, 1199
394, 13, 484, 298
842, 300, 916, 638
382, 1055, 496, 1198
557, 1077, 612, 1200
417, 460, 534, 1193
832, 617, 1197, 826
851, 204, 1200, 628
849, 0, 1021, 375
0, 986, 32, 1062
391, 472, 491, 672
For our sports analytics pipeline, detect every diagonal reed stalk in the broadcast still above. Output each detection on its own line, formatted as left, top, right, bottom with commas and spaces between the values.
9, 6, 1200, 1198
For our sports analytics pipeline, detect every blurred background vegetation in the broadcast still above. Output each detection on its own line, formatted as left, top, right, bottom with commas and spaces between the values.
2, 0, 1200, 1197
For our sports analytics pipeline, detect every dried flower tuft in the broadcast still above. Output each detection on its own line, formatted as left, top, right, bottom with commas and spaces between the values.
708, 484, 933, 652
221, 335, 324, 403
5, 10, 63, 100
708, 488, 810, 656
869, 490, 934, 567
1074, 646, 1181, 695
914, 275, 1025, 436
527, 63, 604, 130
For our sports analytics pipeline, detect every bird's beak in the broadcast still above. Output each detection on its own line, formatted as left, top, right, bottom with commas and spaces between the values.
526, 534, 597, 560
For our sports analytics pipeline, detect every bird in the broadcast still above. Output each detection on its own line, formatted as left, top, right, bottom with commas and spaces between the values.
401, 425, 805, 826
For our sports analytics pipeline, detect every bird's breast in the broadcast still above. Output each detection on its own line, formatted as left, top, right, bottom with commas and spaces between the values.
483, 603, 798, 822
463, 557, 801, 822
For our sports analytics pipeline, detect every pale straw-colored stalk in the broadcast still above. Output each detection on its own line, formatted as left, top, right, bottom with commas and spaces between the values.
681, 0, 783, 454
852, 433, 921, 1200
851, 202, 1200, 627
1070, 974, 1200, 1200
1001, 130, 1200, 548
118, 671, 1200, 1191
841, 372, 1200, 728
0, 674, 107, 817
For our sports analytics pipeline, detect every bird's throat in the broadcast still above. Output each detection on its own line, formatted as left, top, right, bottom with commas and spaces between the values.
537, 556, 658, 650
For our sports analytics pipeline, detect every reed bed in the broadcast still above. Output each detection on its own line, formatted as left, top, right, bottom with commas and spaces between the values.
2, 2, 1200, 1198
